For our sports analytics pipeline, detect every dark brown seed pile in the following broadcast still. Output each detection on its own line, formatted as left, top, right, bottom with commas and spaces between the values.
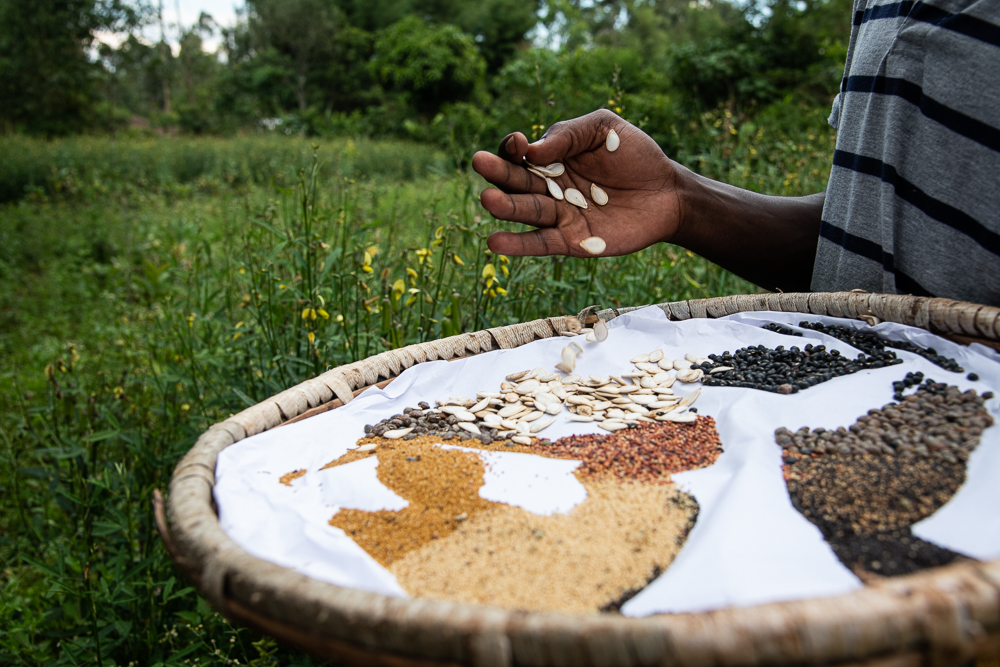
785, 455, 966, 577
778, 380, 993, 578
525, 419, 724, 484
364, 402, 502, 446
763, 321, 964, 372
700, 342, 900, 394
776, 380, 992, 465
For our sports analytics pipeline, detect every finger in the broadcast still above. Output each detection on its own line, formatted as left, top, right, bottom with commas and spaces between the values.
497, 131, 529, 163
525, 109, 624, 166
472, 151, 548, 195
480, 188, 558, 227
487, 229, 571, 257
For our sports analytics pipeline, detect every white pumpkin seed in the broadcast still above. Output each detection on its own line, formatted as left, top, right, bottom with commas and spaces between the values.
511, 435, 533, 445
607, 408, 626, 419
469, 397, 490, 413
658, 358, 674, 370
567, 415, 595, 422
580, 236, 606, 255
554, 362, 573, 374
561, 346, 578, 369
545, 162, 565, 176
520, 410, 544, 422
593, 319, 609, 342
679, 387, 702, 408
599, 419, 627, 432
482, 413, 503, 427
676, 369, 704, 383
530, 417, 556, 433
455, 410, 477, 422
526, 165, 548, 178
498, 404, 523, 418
565, 188, 588, 209
663, 411, 697, 423
648, 349, 664, 363
673, 359, 693, 371
500, 419, 518, 430
383, 427, 414, 439
357, 443, 378, 452
590, 183, 609, 205
514, 379, 540, 394
562, 374, 581, 385
546, 177, 564, 200
586, 332, 597, 342
606, 128, 620, 152
631, 353, 650, 364
709, 366, 734, 374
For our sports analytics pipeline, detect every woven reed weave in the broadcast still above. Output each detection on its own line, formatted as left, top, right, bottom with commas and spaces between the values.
163, 292, 1000, 667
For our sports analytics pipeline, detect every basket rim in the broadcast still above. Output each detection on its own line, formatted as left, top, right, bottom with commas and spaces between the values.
165, 291, 1000, 667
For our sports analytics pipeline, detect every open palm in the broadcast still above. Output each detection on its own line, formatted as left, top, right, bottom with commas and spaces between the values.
472, 110, 682, 258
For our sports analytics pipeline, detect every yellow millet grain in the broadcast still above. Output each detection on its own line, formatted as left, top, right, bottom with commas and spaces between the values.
328, 439, 495, 567
389, 479, 698, 613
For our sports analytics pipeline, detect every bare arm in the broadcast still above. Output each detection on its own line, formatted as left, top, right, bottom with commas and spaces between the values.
472, 109, 824, 293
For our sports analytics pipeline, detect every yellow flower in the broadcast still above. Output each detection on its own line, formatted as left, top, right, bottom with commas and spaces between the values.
362, 264, 374, 273
308, 331, 316, 344
405, 295, 417, 307
498, 255, 509, 264
482, 263, 496, 280
452, 254, 465, 266
434, 226, 444, 240
318, 308, 330, 319
365, 245, 379, 257
392, 278, 406, 300
495, 286, 508, 296
500, 265, 509, 277
336, 314, 344, 323
406, 267, 418, 280
415, 248, 431, 264
407, 288, 421, 294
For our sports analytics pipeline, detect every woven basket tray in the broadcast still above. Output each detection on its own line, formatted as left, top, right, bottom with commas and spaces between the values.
159, 292, 1000, 667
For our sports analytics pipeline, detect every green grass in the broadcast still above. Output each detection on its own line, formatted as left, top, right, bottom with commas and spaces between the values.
0, 123, 832, 665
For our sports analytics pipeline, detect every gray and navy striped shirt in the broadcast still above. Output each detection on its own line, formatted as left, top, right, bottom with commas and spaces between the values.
811, 0, 1000, 306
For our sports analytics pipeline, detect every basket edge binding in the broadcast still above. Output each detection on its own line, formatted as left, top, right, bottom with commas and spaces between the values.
164, 293, 1000, 667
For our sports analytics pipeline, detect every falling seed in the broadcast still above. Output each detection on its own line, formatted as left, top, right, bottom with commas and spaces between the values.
593, 319, 609, 342
586, 332, 597, 342
546, 177, 564, 200
565, 188, 588, 209
562, 346, 579, 369
590, 183, 609, 206
606, 129, 620, 152
554, 362, 573, 374
580, 236, 606, 255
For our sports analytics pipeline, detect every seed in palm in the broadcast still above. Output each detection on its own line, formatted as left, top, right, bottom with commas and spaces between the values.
546, 177, 564, 200
580, 236, 606, 255
545, 163, 565, 176
565, 188, 588, 209
590, 184, 608, 206
606, 129, 620, 152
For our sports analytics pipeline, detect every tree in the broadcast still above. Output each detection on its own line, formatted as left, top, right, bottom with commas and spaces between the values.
0, 0, 148, 135
247, 0, 341, 112
370, 16, 486, 117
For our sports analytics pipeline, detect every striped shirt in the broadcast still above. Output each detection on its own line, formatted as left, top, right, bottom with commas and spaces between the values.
811, 0, 1000, 306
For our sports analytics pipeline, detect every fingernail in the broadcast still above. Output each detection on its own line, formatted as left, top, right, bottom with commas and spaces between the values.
506, 137, 517, 154
530, 137, 546, 146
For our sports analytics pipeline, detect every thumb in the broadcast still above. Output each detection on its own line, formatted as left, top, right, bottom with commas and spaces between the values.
524, 109, 623, 165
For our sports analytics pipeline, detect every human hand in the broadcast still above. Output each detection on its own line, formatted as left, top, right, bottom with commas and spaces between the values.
472, 109, 683, 258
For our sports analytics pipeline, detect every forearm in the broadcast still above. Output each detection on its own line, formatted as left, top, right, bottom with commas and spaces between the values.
671, 163, 824, 292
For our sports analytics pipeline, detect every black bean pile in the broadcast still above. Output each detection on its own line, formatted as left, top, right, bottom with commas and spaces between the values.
778, 380, 993, 577
364, 404, 551, 448
700, 343, 901, 394
763, 321, 964, 373
776, 379, 993, 464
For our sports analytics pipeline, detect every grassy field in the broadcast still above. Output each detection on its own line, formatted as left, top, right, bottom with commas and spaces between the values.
0, 121, 833, 665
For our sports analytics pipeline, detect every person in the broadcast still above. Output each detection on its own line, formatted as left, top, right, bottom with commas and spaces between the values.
472, 0, 1000, 307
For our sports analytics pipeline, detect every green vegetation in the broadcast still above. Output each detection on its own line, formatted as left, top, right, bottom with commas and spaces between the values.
0, 0, 852, 663
0, 118, 833, 664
